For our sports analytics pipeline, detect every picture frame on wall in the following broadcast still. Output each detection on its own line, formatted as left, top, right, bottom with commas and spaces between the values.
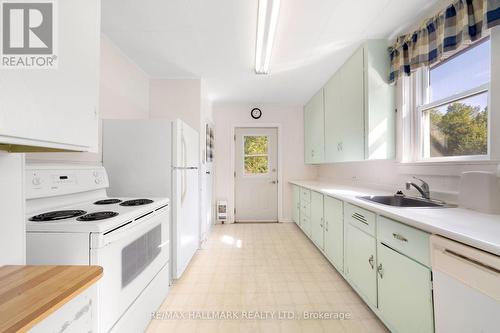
206, 124, 214, 163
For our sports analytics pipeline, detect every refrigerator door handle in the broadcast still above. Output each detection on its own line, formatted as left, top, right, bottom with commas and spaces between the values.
181, 134, 187, 202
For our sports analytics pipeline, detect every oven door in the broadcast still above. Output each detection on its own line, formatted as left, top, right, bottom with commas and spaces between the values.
90, 207, 169, 333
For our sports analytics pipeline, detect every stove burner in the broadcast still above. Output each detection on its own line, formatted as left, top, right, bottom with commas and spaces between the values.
94, 199, 122, 205
120, 199, 154, 206
30, 210, 87, 222
76, 211, 119, 221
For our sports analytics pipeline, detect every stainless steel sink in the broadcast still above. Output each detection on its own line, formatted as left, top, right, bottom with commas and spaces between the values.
358, 195, 456, 208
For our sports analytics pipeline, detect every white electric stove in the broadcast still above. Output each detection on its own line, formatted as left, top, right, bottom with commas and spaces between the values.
25, 164, 170, 333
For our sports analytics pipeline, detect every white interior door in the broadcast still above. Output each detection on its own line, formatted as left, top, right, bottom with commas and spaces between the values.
234, 128, 278, 222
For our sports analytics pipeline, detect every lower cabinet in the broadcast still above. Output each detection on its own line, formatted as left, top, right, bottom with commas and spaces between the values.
377, 242, 434, 333
292, 185, 435, 333
30, 284, 97, 333
324, 196, 344, 272
310, 191, 324, 249
292, 186, 301, 225
345, 223, 377, 307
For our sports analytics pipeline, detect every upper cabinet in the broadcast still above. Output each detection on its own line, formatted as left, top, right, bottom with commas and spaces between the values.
0, 0, 101, 152
304, 40, 395, 164
304, 89, 325, 163
325, 47, 365, 162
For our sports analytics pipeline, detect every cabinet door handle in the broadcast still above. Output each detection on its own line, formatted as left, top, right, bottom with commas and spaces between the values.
392, 233, 408, 242
325, 220, 329, 232
368, 255, 374, 269
377, 264, 383, 278
352, 213, 368, 225
320, 217, 324, 228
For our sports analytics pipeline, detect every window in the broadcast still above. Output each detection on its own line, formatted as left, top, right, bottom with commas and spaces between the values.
414, 38, 490, 161
243, 136, 269, 174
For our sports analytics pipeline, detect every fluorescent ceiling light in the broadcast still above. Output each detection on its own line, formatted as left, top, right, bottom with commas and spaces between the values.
255, 0, 281, 75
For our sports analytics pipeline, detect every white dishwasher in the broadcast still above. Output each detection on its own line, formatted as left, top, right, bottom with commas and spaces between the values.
431, 235, 500, 333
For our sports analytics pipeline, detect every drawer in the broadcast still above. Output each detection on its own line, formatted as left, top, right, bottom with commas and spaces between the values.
300, 188, 311, 203
300, 201, 311, 218
344, 203, 376, 236
378, 216, 430, 267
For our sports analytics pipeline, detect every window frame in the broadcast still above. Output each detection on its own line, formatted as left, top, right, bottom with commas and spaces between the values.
241, 135, 270, 177
408, 39, 491, 163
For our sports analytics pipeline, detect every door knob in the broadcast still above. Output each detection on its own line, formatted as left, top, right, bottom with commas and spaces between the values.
270, 180, 277, 184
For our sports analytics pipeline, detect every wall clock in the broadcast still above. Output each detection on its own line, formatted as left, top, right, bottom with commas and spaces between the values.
251, 108, 262, 119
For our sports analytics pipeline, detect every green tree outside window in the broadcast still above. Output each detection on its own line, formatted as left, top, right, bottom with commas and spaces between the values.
244, 136, 269, 174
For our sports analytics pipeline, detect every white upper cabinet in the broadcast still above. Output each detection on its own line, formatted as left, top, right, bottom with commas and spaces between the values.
0, 0, 101, 152
325, 48, 365, 162
363, 40, 395, 160
304, 89, 325, 163
306, 40, 395, 164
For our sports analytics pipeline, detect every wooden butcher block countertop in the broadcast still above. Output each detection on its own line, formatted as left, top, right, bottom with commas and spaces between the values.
0, 265, 103, 333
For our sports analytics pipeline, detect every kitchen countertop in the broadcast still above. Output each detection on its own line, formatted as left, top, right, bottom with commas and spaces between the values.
0, 265, 103, 333
290, 180, 500, 256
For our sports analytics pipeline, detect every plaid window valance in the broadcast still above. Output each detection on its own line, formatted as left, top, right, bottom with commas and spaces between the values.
389, 0, 500, 84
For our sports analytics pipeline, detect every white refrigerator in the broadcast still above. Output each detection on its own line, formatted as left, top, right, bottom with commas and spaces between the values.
102, 119, 200, 280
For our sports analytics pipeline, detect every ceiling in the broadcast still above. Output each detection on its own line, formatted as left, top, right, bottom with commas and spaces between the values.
101, 0, 440, 105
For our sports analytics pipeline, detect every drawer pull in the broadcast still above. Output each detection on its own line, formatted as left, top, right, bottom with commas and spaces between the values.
377, 263, 384, 278
392, 233, 408, 242
368, 255, 374, 269
352, 213, 368, 225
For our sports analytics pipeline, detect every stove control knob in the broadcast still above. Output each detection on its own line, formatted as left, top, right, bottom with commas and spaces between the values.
95, 178, 101, 184
32, 177, 41, 186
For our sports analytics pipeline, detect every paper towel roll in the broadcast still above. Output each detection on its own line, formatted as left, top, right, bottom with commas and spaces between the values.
459, 171, 500, 214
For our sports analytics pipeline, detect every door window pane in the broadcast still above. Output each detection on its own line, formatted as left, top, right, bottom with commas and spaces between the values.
243, 136, 269, 174
244, 156, 269, 174
423, 92, 488, 157
244, 136, 268, 155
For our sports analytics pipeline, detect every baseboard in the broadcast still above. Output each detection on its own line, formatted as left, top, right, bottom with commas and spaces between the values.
278, 218, 293, 223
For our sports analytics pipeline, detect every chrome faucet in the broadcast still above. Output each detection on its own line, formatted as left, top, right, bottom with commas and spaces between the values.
406, 177, 430, 200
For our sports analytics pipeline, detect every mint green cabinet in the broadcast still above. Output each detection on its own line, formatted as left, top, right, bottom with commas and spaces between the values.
292, 185, 300, 225
304, 89, 325, 164
322, 49, 364, 163
345, 223, 377, 307
324, 71, 343, 162
364, 40, 395, 160
306, 40, 395, 164
324, 196, 343, 272
377, 243, 434, 333
310, 191, 324, 249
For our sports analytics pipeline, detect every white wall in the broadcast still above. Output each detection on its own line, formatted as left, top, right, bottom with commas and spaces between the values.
213, 103, 317, 223
317, 160, 498, 200
149, 79, 202, 131
26, 34, 151, 164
